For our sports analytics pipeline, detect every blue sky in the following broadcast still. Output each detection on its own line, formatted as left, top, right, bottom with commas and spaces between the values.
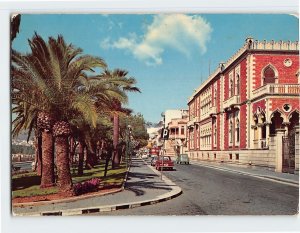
12, 14, 299, 123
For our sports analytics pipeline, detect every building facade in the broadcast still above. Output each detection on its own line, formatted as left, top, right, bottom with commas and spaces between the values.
160, 109, 188, 157
165, 117, 188, 156
187, 38, 299, 173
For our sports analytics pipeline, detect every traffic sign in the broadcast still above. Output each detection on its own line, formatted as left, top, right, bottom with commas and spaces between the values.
161, 128, 169, 140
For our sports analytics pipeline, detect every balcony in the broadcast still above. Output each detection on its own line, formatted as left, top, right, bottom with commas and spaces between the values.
223, 95, 240, 110
209, 106, 217, 116
252, 84, 300, 99
200, 106, 217, 120
187, 118, 195, 127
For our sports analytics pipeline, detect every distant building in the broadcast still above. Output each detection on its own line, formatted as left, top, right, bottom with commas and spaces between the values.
165, 117, 188, 156
187, 38, 299, 173
163, 109, 188, 127
162, 109, 188, 156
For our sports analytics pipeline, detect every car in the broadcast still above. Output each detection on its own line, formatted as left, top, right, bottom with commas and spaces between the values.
141, 154, 148, 159
150, 156, 158, 166
176, 154, 190, 164
155, 156, 174, 170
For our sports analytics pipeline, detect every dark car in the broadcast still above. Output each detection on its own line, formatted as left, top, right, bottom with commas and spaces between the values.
150, 156, 158, 166
155, 156, 174, 170
176, 154, 190, 164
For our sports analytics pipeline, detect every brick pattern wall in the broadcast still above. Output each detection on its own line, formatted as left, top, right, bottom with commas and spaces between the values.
252, 99, 266, 114
254, 54, 299, 89
269, 98, 300, 120
240, 58, 248, 103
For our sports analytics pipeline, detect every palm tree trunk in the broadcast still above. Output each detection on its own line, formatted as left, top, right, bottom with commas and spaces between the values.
78, 140, 84, 176
34, 133, 42, 176
40, 130, 55, 188
55, 136, 73, 196
69, 137, 75, 166
112, 113, 120, 168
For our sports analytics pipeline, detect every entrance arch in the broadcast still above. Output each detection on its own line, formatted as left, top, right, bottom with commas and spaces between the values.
270, 110, 284, 136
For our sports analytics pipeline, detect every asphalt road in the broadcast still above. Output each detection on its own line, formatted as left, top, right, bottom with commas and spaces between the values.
92, 159, 299, 215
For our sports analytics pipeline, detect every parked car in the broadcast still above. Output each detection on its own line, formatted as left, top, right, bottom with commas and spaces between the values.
141, 154, 148, 159
155, 156, 174, 170
150, 156, 158, 166
176, 154, 190, 164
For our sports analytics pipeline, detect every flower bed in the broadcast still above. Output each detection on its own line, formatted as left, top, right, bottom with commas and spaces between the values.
73, 178, 102, 196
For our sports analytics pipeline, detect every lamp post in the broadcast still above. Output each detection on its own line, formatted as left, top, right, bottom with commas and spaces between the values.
160, 112, 166, 180
126, 124, 132, 168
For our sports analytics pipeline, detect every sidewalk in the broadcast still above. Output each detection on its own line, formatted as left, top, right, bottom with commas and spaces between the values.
190, 159, 299, 186
13, 157, 182, 216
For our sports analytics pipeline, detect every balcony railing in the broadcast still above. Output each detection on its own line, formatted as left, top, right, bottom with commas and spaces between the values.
169, 134, 186, 140
210, 106, 217, 116
200, 106, 217, 121
252, 84, 300, 99
223, 95, 240, 110
187, 118, 195, 127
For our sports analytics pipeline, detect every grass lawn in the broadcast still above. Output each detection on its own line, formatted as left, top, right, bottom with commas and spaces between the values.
12, 160, 127, 198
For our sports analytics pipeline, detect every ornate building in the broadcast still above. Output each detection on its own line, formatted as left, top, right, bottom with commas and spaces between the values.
187, 38, 299, 173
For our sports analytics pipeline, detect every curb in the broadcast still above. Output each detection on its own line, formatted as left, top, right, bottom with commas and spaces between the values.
13, 158, 182, 216
191, 160, 299, 187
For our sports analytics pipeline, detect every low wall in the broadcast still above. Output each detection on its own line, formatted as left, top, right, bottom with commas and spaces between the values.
187, 149, 276, 170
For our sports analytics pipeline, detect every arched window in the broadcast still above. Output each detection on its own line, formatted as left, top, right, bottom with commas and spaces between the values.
229, 120, 233, 144
235, 119, 240, 143
236, 74, 240, 95
230, 79, 234, 97
214, 123, 217, 147
263, 66, 276, 85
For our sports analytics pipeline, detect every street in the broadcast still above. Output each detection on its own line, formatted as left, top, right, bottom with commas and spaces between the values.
92, 159, 298, 215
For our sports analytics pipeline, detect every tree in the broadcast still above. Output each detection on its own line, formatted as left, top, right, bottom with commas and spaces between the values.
11, 14, 21, 41
98, 69, 140, 168
12, 33, 107, 193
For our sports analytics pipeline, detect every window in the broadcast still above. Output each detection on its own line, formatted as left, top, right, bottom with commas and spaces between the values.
214, 154, 217, 159
214, 122, 217, 147
235, 118, 240, 143
181, 126, 185, 135
236, 74, 240, 95
229, 120, 233, 144
229, 154, 232, 160
229, 79, 234, 97
263, 65, 276, 85
236, 154, 239, 160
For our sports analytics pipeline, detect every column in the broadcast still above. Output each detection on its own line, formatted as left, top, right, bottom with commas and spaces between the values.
257, 123, 262, 148
265, 122, 271, 147
275, 128, 285, 172
283, 122, 290, 136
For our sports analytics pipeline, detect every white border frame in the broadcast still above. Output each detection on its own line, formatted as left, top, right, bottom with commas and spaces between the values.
1, 1, 299, 233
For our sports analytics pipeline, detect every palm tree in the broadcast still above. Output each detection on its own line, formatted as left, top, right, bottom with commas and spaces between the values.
11, 14, 21, 41
97, 69, 140, 168
12, 33, 107, 192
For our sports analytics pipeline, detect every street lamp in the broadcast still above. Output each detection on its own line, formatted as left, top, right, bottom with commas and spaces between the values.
126, 124, 132, 168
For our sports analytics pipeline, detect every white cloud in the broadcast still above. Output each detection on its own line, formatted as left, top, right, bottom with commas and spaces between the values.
100, 37, 112, 49
102, 14, 212, 66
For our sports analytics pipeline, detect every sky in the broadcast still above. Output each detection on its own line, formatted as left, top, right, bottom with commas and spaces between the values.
12, 14, 299, 123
